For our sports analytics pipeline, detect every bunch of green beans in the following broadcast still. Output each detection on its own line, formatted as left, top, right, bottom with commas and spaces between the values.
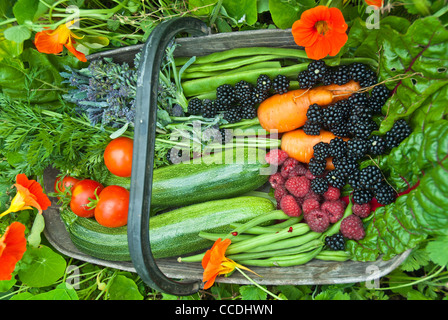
174, 46, 378, 100
178, 202, 354, 267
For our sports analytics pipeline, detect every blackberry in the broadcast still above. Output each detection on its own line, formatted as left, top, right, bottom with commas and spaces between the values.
359, 68, 377, 87
333, 157, 357, 177
234, 80, 255, 105
322, 69, 335, 85
367, 135, 386, 155
322, 105, 344, 127
216, 84, 236, 105
333, 65, 351, 85
329, 122, 351, 138
223, 107, 242, 124
311, 177, 329, 195
303, 120, 321, 135
348, 169, 362, 190
371, 84, 390, 103
349, 63, 370, 83
256, 74, 272, 92
352, 119, 378, 139
359, 165, 384, 189
384, 119, 412, 149
307, 60, 328, 82
351, 104, 373, 123
240, 105, 257, 119
313, 142, 330, 160
334, 99, 352, 118
252, 87, 269, 104
327, 169, 346, 189
353, 188, 373, 205
306, 104, 323, 123
368, 97, 384, 114
325, 233, 345, 251
347, 137, 368, 160
309, 157, 326, 176
272, 74, 290, 94
348, 92, 369, 106
202, 99, 217, 118
297, 70, 316, 88
187, 98, 203, 115
374, 183, 396, 205
329, 137, 348, 158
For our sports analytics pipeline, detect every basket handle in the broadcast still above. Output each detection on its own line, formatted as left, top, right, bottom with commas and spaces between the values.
128, 17, 209, 295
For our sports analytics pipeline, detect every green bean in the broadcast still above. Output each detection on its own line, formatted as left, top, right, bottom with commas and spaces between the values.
180, 70, 221, 79
198, 231, 254, 242
184, 54, 285, 73
225, 210, 289, 238
225, 223, 311, 255
174, 47, 309, 66
321, 201, 353, 239
182, 63, 309, 97
237, 247, 323, 267
222, 61, 282, 75
227, 239, 323, 261
230, 216, 301, 234
244, 230, 321, 253
315, 250, 352, 262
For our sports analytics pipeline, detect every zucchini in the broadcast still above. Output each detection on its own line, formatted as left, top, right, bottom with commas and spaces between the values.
103, 147, 271, 207
66, 196, 275, 261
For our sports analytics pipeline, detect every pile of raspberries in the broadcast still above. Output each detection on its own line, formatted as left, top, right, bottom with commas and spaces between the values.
266, 149, 373, 241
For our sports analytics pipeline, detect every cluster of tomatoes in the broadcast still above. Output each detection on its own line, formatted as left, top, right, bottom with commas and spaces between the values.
54, 137, 134, 228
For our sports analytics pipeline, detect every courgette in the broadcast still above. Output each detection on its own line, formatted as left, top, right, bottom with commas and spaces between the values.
103, 147, 271, 207
66, 196, 275, 261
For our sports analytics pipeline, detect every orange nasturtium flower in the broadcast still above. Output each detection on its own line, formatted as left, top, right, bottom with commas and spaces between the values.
0, 222, 27, 281
0, 174, 51, 219
201, 238, 258, 289
292, 6, 348, 60
365, 0, 383, 8
34, 20, 87, 62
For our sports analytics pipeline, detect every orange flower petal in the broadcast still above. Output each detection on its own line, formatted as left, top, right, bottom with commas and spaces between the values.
292, 20, 319, 48
15, 174, 51, 213
305, 35, 332, 60
327, 30, 348, 56
365, 0, 383, 8
65, 40, 87, 62
328, 7, 348, 33
0, 222, 27, 281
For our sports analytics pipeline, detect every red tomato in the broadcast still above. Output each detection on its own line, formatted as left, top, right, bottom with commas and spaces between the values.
70, 179, 104, 218
94, 185, 129, 228
54, 175, 80, 197
103, 137, 133, 177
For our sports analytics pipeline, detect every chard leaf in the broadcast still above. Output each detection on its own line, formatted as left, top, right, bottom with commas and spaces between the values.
375, 16, 448, 132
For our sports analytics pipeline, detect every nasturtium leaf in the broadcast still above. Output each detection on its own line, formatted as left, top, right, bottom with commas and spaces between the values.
18, 245, 67, 287
12, 0, 39, 25
222, 0, 258, 27
27, 213, 45, 248
188, 0, 218, 16
28, 283, 79, 300
239, 284, 267, 300
3, 25, 31, 43
108, 275, 143, 300
268, 0, 314, 29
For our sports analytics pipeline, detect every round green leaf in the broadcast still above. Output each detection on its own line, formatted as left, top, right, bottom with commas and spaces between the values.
108, 275, 143, 300
18, 245, 67, 287
3, 25, 31, 43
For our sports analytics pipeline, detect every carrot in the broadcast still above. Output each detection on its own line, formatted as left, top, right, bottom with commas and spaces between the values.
257, 80, 361, 133
280, 129, 349, 170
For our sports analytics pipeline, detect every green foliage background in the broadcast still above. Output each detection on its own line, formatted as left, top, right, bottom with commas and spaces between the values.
0, 0, 447, 301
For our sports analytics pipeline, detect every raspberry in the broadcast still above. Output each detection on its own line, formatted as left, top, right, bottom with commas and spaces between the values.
274, 185, 288, 203
302, 198, 321, 216
304, 190, 323, 203
321, 200, 346, 223
323, 186, 341, 201
280, 157, 299, 178
286, 163, 307, 178
269, 172, 285, 189
265, 149, 289, 166
352, 202, 372, 218
280, 195, 302, 217
285, 176, 311, 198
306, 209, 330, 233
340, 215, 365, 240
